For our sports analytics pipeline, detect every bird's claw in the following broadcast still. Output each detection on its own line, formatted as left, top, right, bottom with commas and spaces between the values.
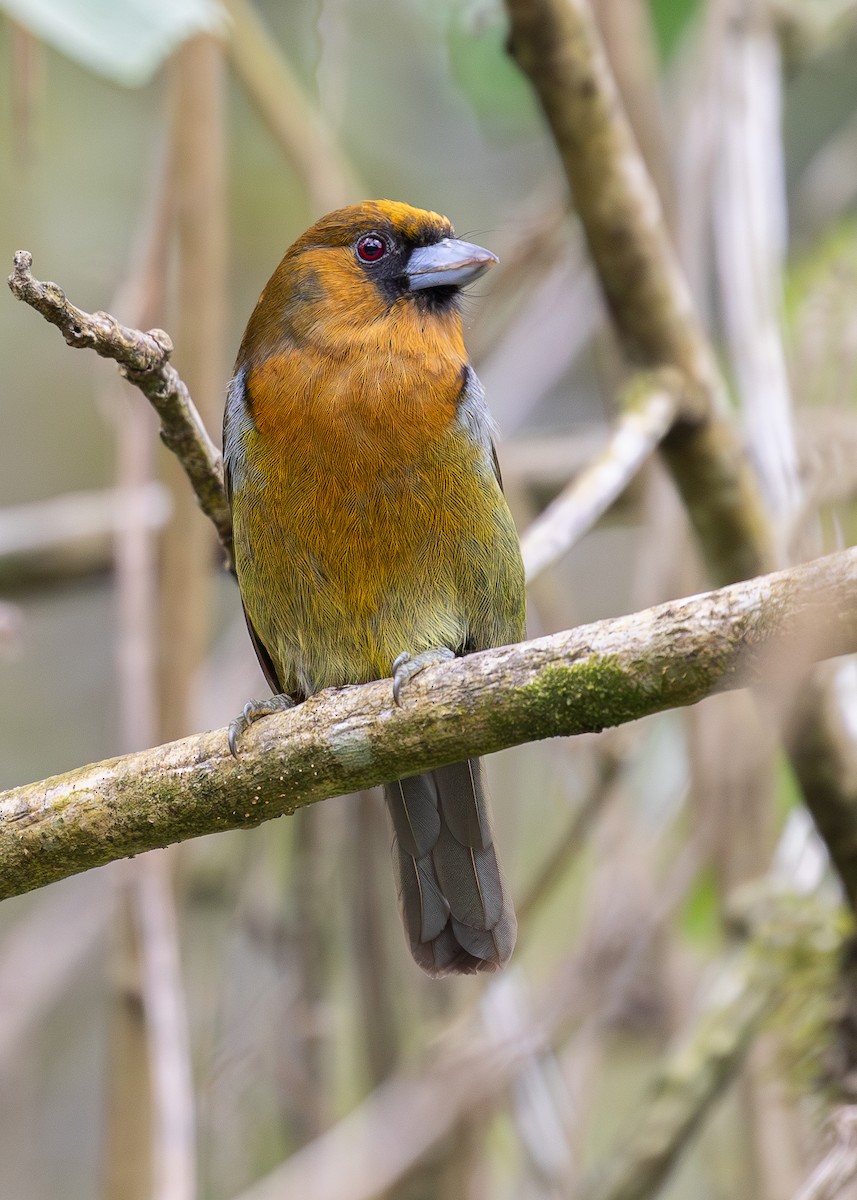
227, 693, 296, 758
391, 647, 456, 707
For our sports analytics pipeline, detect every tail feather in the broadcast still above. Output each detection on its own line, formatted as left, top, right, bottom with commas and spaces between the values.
387, 776, 440, 859
433, 760, 489, 847
384, 758, 516, 977
407, 855, 450, 943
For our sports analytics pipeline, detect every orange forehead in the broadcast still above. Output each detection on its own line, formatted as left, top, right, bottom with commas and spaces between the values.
290, 200, 454, 253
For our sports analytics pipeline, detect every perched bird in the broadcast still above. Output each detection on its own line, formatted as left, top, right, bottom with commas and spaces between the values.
224, 200, 526, 976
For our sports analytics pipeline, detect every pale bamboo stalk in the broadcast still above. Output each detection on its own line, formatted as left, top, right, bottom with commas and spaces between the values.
135, 855, 197, 1200
102, 111, 173, 1200
711, 0, 800, 546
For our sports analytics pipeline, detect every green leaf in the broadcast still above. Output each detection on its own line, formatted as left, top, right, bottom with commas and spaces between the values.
0, 0, 226, 87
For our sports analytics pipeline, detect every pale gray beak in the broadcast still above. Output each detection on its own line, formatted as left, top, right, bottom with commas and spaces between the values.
405, 237, 498, 291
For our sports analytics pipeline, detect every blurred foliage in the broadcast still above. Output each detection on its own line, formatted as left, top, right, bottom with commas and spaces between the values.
0, 0, 224, 85
442, 1, 538, 134
648, 0, 702, 59
679, 866, 723, 951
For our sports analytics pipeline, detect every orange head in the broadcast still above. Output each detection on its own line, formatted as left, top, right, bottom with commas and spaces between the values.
235, 200, 498, 371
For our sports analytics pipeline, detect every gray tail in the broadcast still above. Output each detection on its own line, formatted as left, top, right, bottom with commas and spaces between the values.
383, 758, 516, 977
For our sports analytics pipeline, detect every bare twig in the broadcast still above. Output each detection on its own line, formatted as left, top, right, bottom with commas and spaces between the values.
521, 370, 681, 582
7, 251, 233, 571
1, 548, 857, 901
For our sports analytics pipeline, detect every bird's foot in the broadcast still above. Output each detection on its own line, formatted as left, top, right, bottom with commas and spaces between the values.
392, 647, 456, 707
228, 693, 296, 757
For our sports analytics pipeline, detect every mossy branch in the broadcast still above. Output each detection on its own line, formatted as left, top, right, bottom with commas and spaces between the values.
2, 548, 856, 901
7, 250, 233, 571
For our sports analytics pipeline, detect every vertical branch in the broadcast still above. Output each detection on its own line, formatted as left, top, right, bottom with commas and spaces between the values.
290, 808, 333, 1143
158, 34, 227, 743
350, 793, 401, 1087
102, 127, 173, 1200
135, 855, 197, 1200
504, 0, 774, 584
711, 0, 800, 547
103, 889, 155, 1200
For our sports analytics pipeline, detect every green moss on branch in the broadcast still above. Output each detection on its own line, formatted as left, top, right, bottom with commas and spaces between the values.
2, 548, 856, 901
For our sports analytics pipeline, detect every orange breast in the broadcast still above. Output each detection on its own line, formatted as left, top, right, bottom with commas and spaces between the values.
231, 327, 503, 696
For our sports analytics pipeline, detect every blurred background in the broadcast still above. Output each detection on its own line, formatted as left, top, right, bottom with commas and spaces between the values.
3, 0, 857, 1197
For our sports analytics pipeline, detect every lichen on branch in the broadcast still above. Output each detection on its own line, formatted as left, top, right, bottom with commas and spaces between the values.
2, 547, 856, 902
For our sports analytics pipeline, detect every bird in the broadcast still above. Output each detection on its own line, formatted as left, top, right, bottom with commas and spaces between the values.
223, 200, 526, 976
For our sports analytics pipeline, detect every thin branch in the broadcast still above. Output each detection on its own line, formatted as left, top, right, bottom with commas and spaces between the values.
6, 251, 233, 571
1, 548, 857, 901
521, 369, 681, 582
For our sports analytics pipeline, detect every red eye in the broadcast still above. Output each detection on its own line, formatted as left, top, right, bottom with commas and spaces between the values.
356, 234, 388, 263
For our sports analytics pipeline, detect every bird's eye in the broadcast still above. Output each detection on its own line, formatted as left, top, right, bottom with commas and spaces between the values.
356, 234, 389, 263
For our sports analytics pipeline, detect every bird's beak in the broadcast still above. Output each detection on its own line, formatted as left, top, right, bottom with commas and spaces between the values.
405, 238, 498, 291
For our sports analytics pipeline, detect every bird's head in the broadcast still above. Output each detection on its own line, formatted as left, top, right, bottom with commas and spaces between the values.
237, 200, 498, 366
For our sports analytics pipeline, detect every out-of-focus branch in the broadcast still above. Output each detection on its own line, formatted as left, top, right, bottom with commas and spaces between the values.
1, 547, 857, 901
222, 0, 360, 212
7, 251, 233, 572
230, 883, 837, 1200
711, 2, 799, 538
521, 369, 682, 582
578, 893, 839, 1200
504, 0, 773, 585
0, 486, 170, 589
792, 1106, 857, 1200
135, 855, 196, 1200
